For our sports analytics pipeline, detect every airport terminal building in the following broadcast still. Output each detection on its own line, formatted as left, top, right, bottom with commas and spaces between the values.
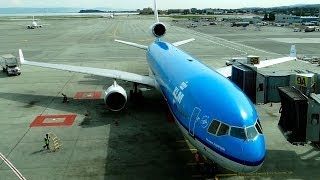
275, 14, 319, 24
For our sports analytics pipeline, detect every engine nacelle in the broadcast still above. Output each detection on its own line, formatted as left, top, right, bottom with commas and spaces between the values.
149, 22, 166, 38
104, 81, 127, 111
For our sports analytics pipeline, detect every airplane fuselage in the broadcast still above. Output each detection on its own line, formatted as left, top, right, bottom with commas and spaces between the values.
28, 21, 42, 29
146, 41, 266, 173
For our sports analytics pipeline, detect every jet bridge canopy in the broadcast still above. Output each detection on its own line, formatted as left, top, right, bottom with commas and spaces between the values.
278, 86, 308, 144
231, 64, 257, 103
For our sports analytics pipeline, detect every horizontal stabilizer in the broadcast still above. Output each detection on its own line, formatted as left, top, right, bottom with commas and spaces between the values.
115, 39, 148, 50
172, 38, 195, 47
216, 45, 297, 78
254, 56, 296, 68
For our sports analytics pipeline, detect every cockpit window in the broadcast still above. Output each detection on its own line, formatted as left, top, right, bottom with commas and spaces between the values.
246, 126, 258, 140
208, 120, 220, 135
230, 127, 246, 140
217, 123, 229, 136
255, 120, 263, 134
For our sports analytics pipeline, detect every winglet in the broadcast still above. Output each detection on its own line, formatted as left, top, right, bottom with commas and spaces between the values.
290, 45, 296, 57
19, 49, 25, 64
154, 0, 159, 22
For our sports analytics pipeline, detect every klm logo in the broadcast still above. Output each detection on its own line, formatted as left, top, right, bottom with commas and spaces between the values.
172, 81, 188, 104
173, 87, 184, 104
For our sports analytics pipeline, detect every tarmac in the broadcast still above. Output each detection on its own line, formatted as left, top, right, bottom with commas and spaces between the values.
0, 15, 319, 179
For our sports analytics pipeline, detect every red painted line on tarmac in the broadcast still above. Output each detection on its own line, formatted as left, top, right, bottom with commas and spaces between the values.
74, 91, 102, 99
30, 114, 76, 127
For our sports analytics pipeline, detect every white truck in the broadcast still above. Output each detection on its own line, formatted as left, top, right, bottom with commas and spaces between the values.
0, 54, 21, 76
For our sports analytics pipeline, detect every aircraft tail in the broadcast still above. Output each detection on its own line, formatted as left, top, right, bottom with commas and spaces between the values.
154, 0, 159, 22
290, 45, 296, 57
115, 0, 194, 49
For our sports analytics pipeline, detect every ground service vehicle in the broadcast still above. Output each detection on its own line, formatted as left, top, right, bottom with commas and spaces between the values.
0, 54, 21, 76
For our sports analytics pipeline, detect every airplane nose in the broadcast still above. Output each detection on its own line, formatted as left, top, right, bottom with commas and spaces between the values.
241, 137, 266, 173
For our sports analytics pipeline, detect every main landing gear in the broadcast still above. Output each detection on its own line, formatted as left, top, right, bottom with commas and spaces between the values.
129, 83, 143, 102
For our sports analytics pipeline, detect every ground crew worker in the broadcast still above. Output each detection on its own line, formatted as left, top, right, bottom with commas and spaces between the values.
62, 93, 69, 103
195, 151, 200, 173
43, 134, 50, 150
85, 110, 90, 117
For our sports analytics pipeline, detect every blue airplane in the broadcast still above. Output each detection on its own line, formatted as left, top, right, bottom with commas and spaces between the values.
18, 0, 297, 173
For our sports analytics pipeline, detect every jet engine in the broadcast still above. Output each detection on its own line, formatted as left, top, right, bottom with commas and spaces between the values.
104, 81, 127, 111
149, 22, 166, 38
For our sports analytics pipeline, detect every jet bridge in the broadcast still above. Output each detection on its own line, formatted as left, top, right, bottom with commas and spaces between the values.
278, 86, 320, 144
278, 86, 308, 144
231, 63, 257, 103
306, 93, 320, 142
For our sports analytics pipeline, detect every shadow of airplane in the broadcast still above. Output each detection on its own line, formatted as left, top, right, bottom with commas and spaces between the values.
0, 90, 165, 128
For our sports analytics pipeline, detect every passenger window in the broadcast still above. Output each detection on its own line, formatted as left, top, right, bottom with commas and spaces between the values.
217, 123, 229, 136
208, 120, 220, 135
230, 127, 246, 140
246, 126, 258, 140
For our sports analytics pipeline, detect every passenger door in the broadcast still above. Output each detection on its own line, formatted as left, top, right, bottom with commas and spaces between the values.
189, 107, 201, 136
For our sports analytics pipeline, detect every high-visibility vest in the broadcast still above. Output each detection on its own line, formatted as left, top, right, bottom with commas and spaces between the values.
44, 138, 49, 144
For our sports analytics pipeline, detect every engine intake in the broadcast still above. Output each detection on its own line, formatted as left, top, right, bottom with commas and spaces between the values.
104, 81, 127, 111
150, 22, 166, 38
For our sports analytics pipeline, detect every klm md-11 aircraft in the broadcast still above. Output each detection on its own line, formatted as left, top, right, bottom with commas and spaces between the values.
18, 0, 297, 173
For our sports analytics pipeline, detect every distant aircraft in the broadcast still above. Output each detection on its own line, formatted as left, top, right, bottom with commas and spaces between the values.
27, 16, 42, 29
231, 22, 250, 27
256, 22, 267, 26
103, 13, 115, 19
187, 22, 198, 28
18, 0, 297, 173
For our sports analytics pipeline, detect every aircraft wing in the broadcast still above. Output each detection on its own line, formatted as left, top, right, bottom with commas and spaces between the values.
216, 56, 296, 78
19, 50, 156, 87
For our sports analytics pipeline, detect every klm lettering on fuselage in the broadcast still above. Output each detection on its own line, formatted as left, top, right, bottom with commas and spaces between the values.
172, 82, 188, 104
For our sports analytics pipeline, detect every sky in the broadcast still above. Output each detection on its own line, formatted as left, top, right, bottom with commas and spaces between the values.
1, 0, 319, 9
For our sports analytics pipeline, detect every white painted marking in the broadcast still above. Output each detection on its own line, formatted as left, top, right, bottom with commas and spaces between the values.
175, 26, 280, 56
0, 152, 26, 180
269, 38, 320, 44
